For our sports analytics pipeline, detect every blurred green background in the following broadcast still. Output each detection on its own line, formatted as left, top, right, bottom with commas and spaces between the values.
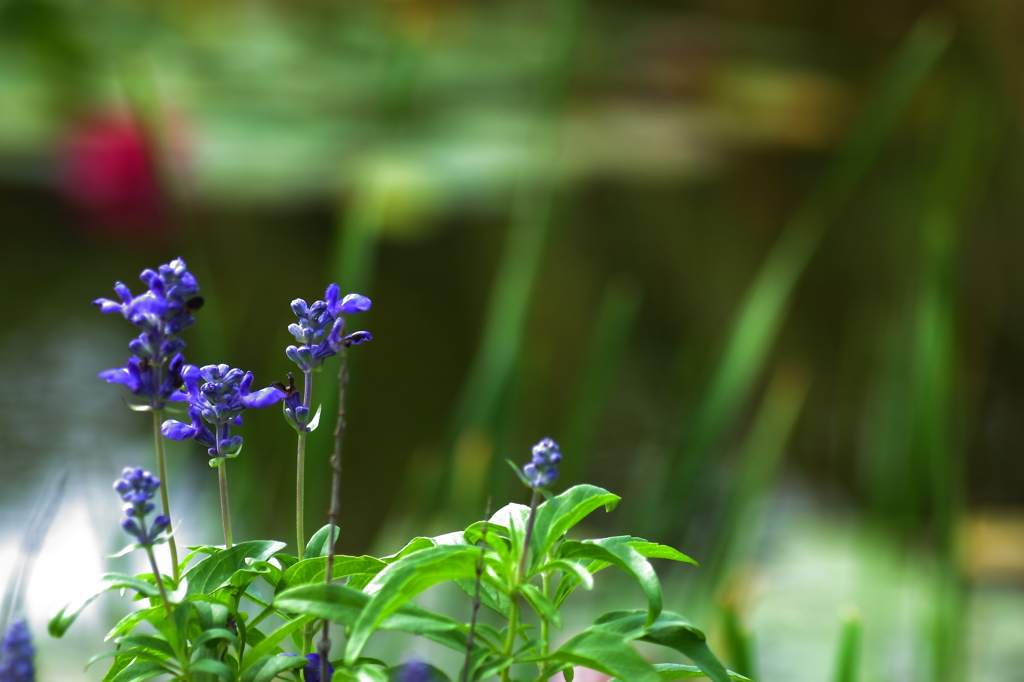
2, 0, 1024, 679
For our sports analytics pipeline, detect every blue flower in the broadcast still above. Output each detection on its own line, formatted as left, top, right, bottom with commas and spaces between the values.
113, 467, 169, 546
286, 284, 372, 372
162, 364, 284, 461
95, 258, 203, 410
523, 438, 561, 489
275, 653, 333, 682
0, 619, 34, 682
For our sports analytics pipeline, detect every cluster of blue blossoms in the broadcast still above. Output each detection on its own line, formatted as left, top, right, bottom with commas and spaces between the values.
95, 258, 202, 410
0, 620, 34, 682
162, 364, 284, 462
523, 438, 561, 488
286, 284, 372, 373
279, 284, 372, 432
114, 467, 170, 546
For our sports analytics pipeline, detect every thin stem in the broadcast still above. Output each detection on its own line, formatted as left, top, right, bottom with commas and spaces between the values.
144, 544, 173, 621
153, 413, 180, 583
217, 460, 233, 549
296, 371, 314, 560
539, 572, 551, 679
500, 596, 520, 682
295, 432, 308, 561
319, 347, 348, 682
461, 497, 492, 682
516, 490, 540, 581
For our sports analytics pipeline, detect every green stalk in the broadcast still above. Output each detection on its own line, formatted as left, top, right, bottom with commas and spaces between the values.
539, 572, 551, 678
500, 596, 520, 682
217, 460, 233, 549
152, 410, 180, 583
296, 370, 314, 560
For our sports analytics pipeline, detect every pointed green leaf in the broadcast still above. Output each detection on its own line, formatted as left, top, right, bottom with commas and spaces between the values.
530, 485, 621, 563
185, 541, 286, 596
381, 537, 436, 563
110, 661, 169, 682
190, 658, 234, 681
626, 540, 698, 566
541, 628, 660, 682
278, 556, 386, 593
612, 664, 751, 682
345, 545, 481, 663
242, 654, 308, 682
519, 584, 562, 628
239, 616, 312, 672
49, 574, 161, 638
306, 524, 341, 558
594, 611, 730, 682
560, 538, 662, 625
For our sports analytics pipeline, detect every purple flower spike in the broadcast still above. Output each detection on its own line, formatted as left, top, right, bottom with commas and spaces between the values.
113, 467, 168, 546
162, 364, 282, 463
0, 619, 34, 682
94, 258, 203, 410
522, 438, 561, 489
285, 284, 373, 372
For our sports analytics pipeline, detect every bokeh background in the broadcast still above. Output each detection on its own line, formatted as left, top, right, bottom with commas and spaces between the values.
2, 0, 1024, 680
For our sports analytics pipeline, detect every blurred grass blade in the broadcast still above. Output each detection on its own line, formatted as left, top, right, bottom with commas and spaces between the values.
654, 15, 953, 531
697, 362, 811, 595
559, 277, 642, 484
832, 609, 862, 682
719, 600, 756, 681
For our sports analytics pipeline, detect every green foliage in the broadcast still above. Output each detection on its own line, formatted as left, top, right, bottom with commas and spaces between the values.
50, 482, 735, 682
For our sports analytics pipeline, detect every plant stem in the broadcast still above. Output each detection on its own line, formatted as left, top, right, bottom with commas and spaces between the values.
461, 497, 492, 682
516, 490, 540, 581
144, 544, 173, 621
319, 347, 348, 682
217, 460, 233, 549
500, 595, 520, 682
152, 410, 181, 584
295, 370, 313, 560
539, 572, 551, 679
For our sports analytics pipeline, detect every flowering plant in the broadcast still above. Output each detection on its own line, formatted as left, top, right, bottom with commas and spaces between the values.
15, 259, 745, 682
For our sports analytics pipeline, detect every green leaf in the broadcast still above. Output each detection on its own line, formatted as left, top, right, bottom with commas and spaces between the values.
101, 655, 133, 682
86, 649, 166, 670
110, 661, 169, 682
345, 545, 481, 664
243, 654, 309, 682
278, 556, 386, 593
306, 524, 341, 558
381, 537, 436, 563
116, 635, 176, 659
519, 583, 562, 628
644, 663, 752, 682
191, 628, 239, 650
530, 485, 621, 563
455, 579, 510, 618
49, 574, 161, 637
488, 503, 531, 552
334, 663, 389, 682
105, 607, 163, 641
190, 658, 235, 681
240, 616, 312, 673
594, 611, 731, 682
541, 628, 660, 682
185, 541, 286, 596
277, 582, 478, 654
626, 540, 698, 566
559, 538, 662, 625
